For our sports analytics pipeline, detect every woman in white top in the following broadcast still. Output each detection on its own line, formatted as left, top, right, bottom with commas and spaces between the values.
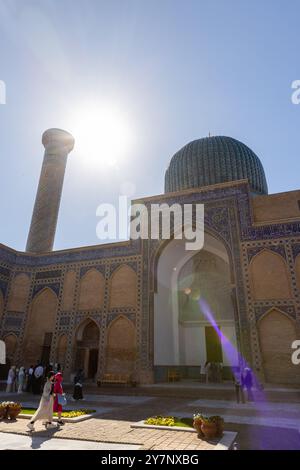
6, 366, 16, 393
18, 367, 26, 393
204, 361, 211, 384
27, 371, 56, 432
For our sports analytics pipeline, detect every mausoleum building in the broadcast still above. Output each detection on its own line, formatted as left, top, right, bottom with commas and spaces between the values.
1, 131, 300, 385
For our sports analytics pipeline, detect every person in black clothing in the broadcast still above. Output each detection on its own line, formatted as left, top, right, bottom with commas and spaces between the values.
73, 369, 84, 400
44, 363, 53, 377
32, 363, 44, 395
26, 365, 34, 393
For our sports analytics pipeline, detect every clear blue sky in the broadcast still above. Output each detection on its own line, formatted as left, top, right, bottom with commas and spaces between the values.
0, 0, 299, 251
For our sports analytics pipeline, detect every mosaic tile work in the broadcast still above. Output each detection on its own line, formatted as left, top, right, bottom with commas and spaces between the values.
0, 180, 299, 384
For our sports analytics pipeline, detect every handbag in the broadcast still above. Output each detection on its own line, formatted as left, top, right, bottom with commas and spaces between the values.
57, 393, 67, 406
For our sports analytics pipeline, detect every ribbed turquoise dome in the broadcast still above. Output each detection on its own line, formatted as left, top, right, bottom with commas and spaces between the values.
165, 136, 268, 195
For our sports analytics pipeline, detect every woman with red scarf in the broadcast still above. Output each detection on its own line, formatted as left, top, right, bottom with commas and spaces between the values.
53, 372, 64, 425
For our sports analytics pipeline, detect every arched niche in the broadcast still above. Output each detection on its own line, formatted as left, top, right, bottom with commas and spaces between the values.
250, 250, 291, 300
109, 265, 137, 308
105, 315, 136, 374
154, 232, 239, 378
78, 269, 104, 310
23, 288, 57, 366
258, 308, 299, 384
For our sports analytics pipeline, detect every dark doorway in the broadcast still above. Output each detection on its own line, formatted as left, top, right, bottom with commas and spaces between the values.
0, 359, 11, 380
205, 326, 223, 363
75, 348, 85, 371
75, 320, 100, 380
41, 332, 53, 365
88, 349, 98, 379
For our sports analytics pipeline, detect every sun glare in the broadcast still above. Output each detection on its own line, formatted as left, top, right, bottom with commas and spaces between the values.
67, 102, 134, 168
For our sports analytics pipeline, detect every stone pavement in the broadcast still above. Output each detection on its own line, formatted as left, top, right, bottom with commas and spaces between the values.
0, 391, 299, 450
0, 413, 218, 451
0, 417, 219, 451
0, 432, 140, 450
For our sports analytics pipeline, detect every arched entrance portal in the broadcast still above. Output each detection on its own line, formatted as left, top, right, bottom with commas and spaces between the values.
75, 320, 99, 380
154, 233, 239, 381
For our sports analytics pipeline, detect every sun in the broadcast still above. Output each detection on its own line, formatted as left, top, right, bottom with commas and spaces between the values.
67, 102, 134, 169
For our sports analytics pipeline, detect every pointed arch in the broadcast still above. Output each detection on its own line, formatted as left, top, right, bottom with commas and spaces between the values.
78, 269, 104, 310
109, 265, 137, 308
151, 227, 234, 293
7, 273, 30, 312
258, 306, 294, 323
250, 249, 291, 300
258, 307, 298, 384
105, 315, 136, 374
75, 317, 100, 342
74, 318, 100, 379
23, 287, 58, 366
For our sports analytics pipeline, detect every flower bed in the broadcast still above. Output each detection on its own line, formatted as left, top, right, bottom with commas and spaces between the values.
0, 402, 97, 423
20, 408, 96, 418
18, 407, 97, 423
142, 414, 224, 439
145, 416, 193, 428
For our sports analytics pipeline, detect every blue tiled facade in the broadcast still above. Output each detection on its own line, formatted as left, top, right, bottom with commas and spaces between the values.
0, 133, 299, 384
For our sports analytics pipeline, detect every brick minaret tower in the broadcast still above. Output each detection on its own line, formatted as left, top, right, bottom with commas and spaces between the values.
26, 128, 75, 253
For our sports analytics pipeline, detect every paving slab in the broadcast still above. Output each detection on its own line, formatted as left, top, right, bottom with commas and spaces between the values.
1, 391, 299, 449
82, 394, 155, 404
0, 432, 140, 450
188, 399, 300, 412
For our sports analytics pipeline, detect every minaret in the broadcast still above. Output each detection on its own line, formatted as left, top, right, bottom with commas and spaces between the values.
26, 128, 75, 253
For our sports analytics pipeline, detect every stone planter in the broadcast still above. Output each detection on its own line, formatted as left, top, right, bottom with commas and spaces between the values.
0, 406, 7, 420
7, 408, 21, 419
212, 417, 224, 437
7, 406, 21, 420
1, 402, 22, 420
201, 422, 218, 439
193, 418, 204, 438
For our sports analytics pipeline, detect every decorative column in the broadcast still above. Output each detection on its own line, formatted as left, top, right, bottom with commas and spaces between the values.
26, 128, 75, 253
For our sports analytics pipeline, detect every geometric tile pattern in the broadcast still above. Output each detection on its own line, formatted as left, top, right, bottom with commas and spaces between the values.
0, 180, 300, 383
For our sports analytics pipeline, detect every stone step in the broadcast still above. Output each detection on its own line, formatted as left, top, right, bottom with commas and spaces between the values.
68, 384, 300, 403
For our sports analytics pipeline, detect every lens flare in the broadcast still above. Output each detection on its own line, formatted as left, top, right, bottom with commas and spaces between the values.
199, 298, 263, 389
